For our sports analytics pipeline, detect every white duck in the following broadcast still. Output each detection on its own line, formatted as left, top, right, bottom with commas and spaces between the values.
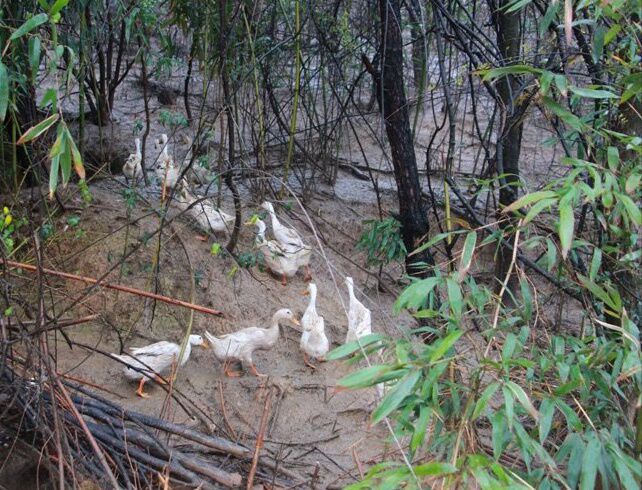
300, 283, 329, 369
204, 308, 299, 377
176, 187, 235, 234
123, 138, 143, 181
261, 201, 313, 280
155, 134, 180, 200
345, 276, 372, 343
250, 217, 300, 285
111, 334, 207, 397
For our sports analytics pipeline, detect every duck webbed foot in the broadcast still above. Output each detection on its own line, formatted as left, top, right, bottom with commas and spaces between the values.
303, 353, 317, 370
136, 378, 150, 398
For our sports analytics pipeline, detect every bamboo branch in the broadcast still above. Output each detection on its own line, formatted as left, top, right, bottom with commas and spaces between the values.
1, 260, 224, 317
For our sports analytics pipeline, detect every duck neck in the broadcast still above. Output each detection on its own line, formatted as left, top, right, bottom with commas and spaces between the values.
306, 289, 317, 314
268, 314, 283, 336
347, 282, 356, 303
178, 341, 192, 366
268, 208, 281, 229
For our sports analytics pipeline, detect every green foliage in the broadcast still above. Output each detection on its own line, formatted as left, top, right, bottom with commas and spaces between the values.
356, 217, 407, 268
159, 109, 189, 129
333, 1, 642, 481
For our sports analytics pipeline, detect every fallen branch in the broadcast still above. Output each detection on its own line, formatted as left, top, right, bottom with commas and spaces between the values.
247, 389, 272, 490
1, 259, 224, 317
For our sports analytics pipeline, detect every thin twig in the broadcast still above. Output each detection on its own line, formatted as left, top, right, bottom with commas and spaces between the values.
1, 259, 224, 316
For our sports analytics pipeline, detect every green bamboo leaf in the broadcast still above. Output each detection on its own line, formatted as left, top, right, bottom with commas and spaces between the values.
543, 96, 583, 131
410, 405, 431, 452
50, 0, 70, 16
17, 114, 59, 145
66, 130, 86, 179
394, 277, 440, 313
60, 141, 71, 185
502, 190, 557, 214
506, 381, 539, 421
538, 399, 555, 443
607, 146, 619, 171
458, 231, 477, 281
446, 278, 463, 318
413, 462, 457, 476
10, 13, 49, 41
580, 435, 600, 490
569, 86, 618, 99
504, 0, 533, 13
523, 197, 556, 225
612, 451, 639, 490
472, 382, 500, 420
429, 329, 462, 363
0, 62, 8, 122
568, 435, 585, 488
326, 333, 385, 360
371, 370, 420, 424
480, 65, 542, 81
502, 386, 514, 429
28, 37, 41, 83
338, 365, 391, 389
49, 154, 60, 198
617, 193, 642, 225
558, 200, 574, 259
625, 174, 641, 194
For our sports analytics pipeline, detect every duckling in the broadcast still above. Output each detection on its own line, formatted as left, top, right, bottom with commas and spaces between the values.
123, 138, 143, 181
250, 217, 300, 285
345, 276, 372, 343
111, 334, 207, 397
261, 201, 313, 281
300, 283, 329, 369
204, 308, 299, 377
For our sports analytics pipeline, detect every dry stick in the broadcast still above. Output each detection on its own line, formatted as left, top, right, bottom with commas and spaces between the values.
247, 390, 272, 490
219, 380, 238, 440
1, 259, 224, 317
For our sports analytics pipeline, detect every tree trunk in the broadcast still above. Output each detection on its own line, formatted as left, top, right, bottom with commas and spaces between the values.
494, 2, 523, 298
368, 0, 435, 276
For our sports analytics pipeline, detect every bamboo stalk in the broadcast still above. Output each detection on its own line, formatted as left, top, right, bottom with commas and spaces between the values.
1, 259, 224, 316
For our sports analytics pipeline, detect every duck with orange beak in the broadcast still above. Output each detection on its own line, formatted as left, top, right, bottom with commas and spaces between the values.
300, 283, 329, 369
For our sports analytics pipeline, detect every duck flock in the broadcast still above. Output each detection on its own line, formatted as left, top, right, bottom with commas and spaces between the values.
113, 135, 374, 397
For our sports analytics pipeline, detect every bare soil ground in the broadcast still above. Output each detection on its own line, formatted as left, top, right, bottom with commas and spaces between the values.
4, 179, 419, 488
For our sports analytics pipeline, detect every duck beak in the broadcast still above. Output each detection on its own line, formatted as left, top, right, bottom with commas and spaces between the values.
292, 318, 301, 327
301, 289, 310, 296
201, 339, 211, 349
243, 220, 253, 226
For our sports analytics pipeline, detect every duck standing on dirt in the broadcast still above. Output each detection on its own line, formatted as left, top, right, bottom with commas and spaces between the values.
300, 282, 329, 369
204, 308, 299, 377
111, 334, 207, 398
155, 134, 180, 200
122, 137, 143, 182
345, 276, 372, 343
261, 201, 313, 281
249, 216, 300, 285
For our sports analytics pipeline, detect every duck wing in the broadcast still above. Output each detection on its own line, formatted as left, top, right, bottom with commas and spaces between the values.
130, 341, 179, 358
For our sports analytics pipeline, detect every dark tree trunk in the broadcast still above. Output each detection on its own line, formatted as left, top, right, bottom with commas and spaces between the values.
367, 0, 435, 276
494, 2, 523, 297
